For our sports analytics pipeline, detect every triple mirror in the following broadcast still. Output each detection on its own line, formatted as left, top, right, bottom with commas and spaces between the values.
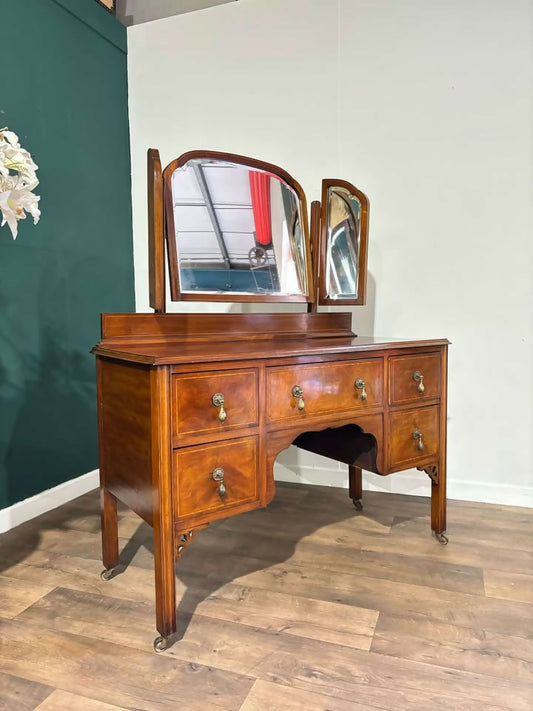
150, 150, 368, 308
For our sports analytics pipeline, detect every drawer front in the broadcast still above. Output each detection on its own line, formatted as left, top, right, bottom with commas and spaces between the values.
389, 406, 439, 469
174, 436, 258, 519
389, 353, 441, 405
173, 369, 258, 438
267, 359, 383, 422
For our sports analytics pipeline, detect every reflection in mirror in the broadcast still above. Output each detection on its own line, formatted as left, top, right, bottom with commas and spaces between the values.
325, 185, 362, 299
168, 157, 309, 298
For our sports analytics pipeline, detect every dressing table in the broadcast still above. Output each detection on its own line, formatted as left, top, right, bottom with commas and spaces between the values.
93, 150, 448, 651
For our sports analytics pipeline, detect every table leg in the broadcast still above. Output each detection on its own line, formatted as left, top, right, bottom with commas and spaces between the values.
430, 463, 448, 544
100, 488, 119, 578
349, 464, 363, 510
152, 511, 176, 652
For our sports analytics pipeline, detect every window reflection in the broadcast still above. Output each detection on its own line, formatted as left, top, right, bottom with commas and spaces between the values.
325, 187, 361, 299
170, 159, 307, 296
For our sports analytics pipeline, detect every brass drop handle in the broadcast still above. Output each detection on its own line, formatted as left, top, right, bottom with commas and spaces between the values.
212, 393, 227, 421
413, 371, 425, 393
412, 429, 424, 451
292, 385, 305, 410
355, 378, 367, 401
212, 467, 226, 497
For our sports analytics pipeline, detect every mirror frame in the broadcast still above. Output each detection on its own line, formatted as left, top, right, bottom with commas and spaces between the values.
318, 178, 369, 306
162, 150, 315, 304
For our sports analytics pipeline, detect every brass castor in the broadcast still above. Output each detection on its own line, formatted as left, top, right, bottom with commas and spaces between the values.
153, 636, 169, 653
100, 568, 116, 581
352, 498, 363, 511
435, 532, 449, 545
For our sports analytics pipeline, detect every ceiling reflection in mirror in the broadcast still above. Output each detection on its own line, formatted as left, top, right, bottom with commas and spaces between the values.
325, 186, 362, 300
169, 158, 309, 297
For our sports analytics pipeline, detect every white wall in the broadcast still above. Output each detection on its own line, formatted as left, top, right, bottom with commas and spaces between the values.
127, 0, 533, 507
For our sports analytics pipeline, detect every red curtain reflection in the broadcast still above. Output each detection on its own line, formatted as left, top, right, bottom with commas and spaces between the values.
249, 171, 272, 246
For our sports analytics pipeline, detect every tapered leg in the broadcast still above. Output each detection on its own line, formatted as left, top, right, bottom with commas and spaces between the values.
100, 488, 119, 573
431, 464, 447, 543
153, 513, 176, 651
349, 465, 363, 510
417, 464, 448, 543
151, 366, 176, 651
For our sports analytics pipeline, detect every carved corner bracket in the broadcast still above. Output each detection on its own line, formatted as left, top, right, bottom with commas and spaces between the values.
175, 523, 209, 559
417, 464, 439, 485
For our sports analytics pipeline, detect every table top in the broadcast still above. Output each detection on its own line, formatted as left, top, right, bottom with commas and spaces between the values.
93, 334, 449, 366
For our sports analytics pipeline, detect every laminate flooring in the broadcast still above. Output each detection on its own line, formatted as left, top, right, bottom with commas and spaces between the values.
0, 482, 531, 710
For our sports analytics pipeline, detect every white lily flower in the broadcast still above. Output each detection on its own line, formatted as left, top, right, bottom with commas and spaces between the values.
0, 191, 23, 239
0, 127, 40, 239
0, 130, 20, 147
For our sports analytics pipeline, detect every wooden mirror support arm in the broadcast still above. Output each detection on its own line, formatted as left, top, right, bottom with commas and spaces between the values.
147, 148, 165, 313
308, 200, 321, 312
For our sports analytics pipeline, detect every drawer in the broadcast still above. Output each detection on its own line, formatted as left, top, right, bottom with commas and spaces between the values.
174, 436, 258, 519
389, 406, 439, 469
172, 369, 258, 438
267, 359, 383, 422
389, 353, 441, 405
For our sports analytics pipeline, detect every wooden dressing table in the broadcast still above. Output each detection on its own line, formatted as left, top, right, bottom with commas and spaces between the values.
93, 151, 448, 651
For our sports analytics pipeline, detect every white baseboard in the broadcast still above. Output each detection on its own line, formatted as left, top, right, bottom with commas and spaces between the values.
274, 463, 533, 508
0, 470, 100, 534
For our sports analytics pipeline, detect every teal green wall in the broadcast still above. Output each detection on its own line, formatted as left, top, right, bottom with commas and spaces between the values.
0, 0, 134, 509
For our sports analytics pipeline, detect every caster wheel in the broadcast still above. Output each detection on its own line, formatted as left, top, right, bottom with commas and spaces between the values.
435, 532, 449, 545
352, 499, 363, 511
100, 568, 115, 581
153, 636, 169, 653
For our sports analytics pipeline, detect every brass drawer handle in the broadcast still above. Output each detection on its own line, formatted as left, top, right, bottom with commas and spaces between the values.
212, 467, 226, 497
413, 371, 425, 393
292, 385, 305, 411
212, 393, 227, 421
355, 378, 367, 401
412, 429, 424, 451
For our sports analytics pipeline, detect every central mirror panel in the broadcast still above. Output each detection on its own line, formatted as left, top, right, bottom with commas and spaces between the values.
163, 152, 312, 302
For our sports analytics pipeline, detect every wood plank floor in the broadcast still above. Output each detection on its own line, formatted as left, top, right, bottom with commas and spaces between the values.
0, 482, 531, 710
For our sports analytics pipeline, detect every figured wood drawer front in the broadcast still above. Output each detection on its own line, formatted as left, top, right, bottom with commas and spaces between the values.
174, 436, 258, 519
389, 353, 441, 405
267, 359, 383, 422
173, 369, 258, 437
389, 406, 439, 469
